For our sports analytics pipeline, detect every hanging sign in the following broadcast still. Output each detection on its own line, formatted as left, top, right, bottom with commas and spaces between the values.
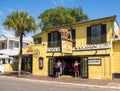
59, 29, 72, 53
61, 39, 72, 53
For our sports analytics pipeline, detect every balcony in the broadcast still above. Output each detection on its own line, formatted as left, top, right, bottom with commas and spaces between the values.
0, 49, 18, 56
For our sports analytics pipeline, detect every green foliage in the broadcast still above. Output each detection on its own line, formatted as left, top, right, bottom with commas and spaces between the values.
70, 7, 89, 22
3, 11, 38, 37
38, 7, 89, 30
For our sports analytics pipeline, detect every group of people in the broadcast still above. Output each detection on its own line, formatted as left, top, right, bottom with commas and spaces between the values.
55, 60, 80, 78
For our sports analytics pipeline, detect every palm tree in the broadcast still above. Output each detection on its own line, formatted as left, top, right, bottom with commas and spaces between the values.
3, 11, 38, 76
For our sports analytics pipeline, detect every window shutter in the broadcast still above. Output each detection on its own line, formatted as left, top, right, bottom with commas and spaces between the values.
48, 33, 51, 47
57, 31, 61, 46
71, 29, 76, 47
87, 26, 91, 44
101, 24, 106, 43
72, 29, 76, 41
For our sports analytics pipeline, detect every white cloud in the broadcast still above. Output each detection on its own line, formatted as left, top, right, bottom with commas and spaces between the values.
6, 8, 14, 13
0, 25, 14, 35
60, 0, 64, 5
51, 0, 74, 6
51, 0, 65, 6
0, 10, 4, 16
51, 0, 57, 6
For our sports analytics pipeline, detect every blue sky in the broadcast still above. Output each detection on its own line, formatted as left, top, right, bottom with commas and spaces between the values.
0, 0, 120, 37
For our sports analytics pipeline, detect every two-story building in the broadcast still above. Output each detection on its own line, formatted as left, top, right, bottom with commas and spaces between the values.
23, 15, 120, 79
0, 33, 33, 72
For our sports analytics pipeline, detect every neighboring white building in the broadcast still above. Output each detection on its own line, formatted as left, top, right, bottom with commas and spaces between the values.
0, 33, 33, 56
0, 33, 33, 72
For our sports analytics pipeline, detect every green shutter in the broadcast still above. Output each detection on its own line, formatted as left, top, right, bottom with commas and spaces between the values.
57, 31, 61, 46
71, 29, 76, 47
101, 24, 106, 43
48, 33, 51, 47
87, 26, 91, 44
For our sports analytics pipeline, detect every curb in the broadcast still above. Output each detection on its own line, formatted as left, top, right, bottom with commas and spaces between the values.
0, 76, 120, 90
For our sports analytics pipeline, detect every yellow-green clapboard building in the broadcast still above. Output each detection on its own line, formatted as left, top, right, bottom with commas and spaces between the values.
23, 15, 120, 80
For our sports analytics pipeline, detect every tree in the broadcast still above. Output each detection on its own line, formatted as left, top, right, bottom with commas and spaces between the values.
3, 11, 38, 76
38, 7, 89, 30
70, 7, 89, 22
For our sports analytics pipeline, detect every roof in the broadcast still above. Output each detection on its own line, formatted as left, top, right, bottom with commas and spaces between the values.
3, 33, 17, 38
33, 15, 117, 37
23, 37, 33, 43
0, 33, 33, 43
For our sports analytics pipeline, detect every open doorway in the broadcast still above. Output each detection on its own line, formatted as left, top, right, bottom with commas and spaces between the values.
54, 56, 81, 77
48, 56, 88, 78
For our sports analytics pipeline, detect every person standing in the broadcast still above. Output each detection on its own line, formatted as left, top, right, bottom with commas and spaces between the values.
56, 60, 62, 78
74, 61, 80, 78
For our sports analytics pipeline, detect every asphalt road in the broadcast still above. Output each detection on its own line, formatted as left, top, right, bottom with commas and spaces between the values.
0, 76, 119, 91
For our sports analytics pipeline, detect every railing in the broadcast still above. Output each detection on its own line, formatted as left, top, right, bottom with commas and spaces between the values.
0, 49, 18, 56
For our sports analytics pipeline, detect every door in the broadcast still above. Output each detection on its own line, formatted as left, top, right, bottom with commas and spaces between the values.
81, 57, 88, 78
21, 56, 32, 73
48, 57, 55, 76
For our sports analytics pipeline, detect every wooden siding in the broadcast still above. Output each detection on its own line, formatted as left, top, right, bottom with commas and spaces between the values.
113, 41, 120, 73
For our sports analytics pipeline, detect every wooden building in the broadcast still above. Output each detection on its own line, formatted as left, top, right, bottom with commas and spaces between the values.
23, 15, 120, 79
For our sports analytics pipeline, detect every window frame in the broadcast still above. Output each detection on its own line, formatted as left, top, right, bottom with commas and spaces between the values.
87, 24, 106, 44
34, 37, 42, 44
71, 29, 76, 47
48, 31, 61, 47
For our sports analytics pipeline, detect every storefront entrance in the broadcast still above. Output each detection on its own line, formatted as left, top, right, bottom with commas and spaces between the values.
48, 56, 88, 78
21, 56, 32, 73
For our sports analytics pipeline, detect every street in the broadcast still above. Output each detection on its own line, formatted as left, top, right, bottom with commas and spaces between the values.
0, 76, 119, 91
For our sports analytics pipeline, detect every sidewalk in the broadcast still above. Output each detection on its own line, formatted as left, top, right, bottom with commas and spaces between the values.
0, 72, 120, 89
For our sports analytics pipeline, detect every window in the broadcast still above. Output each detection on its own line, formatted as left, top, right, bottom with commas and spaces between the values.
14, 42, 19, 48
87, 24, 106, 44
48, 31, 61, 47
71, 29, 76, 47
91, 25, 101, 43
39, 57, 43, 69
1, 43, 5, 49
34, 38, 42, 44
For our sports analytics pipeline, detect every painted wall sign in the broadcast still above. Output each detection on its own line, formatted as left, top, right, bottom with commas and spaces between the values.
73, 44, 111, 51
47, 44, 111, 52
88, 59, 101, 65
26, 46, 33, 52
47, 48, 60, 52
